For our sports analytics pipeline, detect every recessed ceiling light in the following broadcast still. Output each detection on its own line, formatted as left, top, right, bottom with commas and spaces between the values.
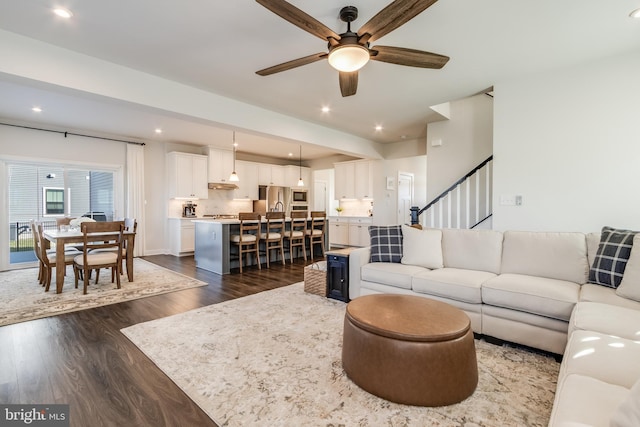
32, 107, 42, 113
375, 125, 383, 131
321, 106, 330, 113
155, 128, 162, 134
630, 8, 640, 18
288, 152, 293, 157
53, 8, 73, 19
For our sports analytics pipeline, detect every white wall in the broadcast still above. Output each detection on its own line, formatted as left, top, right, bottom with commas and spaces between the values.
372, 156, 427, 225
493, 51, 640, 232
426, 94, 494, 200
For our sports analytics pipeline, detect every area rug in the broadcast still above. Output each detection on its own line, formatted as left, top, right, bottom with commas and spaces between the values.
0, 258, 207, 327
122, 283, 560, 426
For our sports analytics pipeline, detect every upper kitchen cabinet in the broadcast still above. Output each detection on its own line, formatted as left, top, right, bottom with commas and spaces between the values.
233, 160, 259, 200
167, 152, 208, 199
258, 164, 285, 186
207, 148, 234, 184
284, 165, 311, 188
354, 161, 373, 199
334, 160, 373, 199
334, 162, 355, 199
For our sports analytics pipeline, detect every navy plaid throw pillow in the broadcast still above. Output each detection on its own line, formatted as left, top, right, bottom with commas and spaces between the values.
369, 225, 403, 263
589, 226, 637, 288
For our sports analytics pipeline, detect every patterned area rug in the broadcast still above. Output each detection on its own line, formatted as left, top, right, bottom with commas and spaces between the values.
0, 258, 207, 327
122, 283, 560, 426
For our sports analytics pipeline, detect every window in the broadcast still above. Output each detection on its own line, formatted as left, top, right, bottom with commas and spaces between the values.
43, 187, 65, 215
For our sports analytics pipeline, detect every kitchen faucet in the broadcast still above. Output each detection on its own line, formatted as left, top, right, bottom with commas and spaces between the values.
274, 201, 284, 212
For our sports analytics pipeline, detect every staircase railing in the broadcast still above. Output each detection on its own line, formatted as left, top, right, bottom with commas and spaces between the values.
410, 155, 493, 229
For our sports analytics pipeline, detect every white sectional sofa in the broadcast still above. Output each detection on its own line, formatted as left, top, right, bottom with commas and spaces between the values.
348, 225, 640, 427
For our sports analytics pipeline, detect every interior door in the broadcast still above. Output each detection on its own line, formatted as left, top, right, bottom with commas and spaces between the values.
397, 172, 414, 225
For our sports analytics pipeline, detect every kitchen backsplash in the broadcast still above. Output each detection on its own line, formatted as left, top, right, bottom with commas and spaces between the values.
168, 190, 253, 217
336, 199, 374, 217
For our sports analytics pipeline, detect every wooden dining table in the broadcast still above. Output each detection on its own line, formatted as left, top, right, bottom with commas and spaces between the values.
42, 229, 136, 294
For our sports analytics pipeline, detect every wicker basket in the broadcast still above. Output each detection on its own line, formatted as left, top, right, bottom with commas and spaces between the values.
304, 261, 327, 296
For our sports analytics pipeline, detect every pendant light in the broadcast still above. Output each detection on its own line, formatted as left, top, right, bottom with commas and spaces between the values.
297, 145, 304, 187
229, 131, 239, 182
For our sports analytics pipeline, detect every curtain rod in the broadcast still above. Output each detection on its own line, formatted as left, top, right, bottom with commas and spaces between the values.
0, 121, 146, 146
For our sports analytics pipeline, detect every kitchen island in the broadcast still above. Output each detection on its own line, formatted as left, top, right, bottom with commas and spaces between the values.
193, 217, 328, 274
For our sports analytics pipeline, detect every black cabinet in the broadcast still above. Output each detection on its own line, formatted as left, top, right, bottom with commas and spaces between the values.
326, 249, 353, 302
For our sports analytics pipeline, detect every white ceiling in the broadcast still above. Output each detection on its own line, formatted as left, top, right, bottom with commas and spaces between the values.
0, 0, 639, 161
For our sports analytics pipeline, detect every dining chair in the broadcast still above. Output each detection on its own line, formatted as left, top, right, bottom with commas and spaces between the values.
90, 217, 137, 278
306, 211, 327, 259
261, 211, 286, 268
73, 220, 125, 295
230, 213, 261, 273
56, 217, 75, 230
285, 211, 307, 263
34, 223, 77, 291
30, 220, 46, 285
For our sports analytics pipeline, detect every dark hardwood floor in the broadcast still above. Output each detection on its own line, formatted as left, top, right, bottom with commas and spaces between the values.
0, 255, 315, 427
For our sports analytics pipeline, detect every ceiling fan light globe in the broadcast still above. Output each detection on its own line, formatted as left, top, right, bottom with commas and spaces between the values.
328, 45, 370, 72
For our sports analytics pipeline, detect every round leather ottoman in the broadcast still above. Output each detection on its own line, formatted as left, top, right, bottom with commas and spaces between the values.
342, 294, 478, 407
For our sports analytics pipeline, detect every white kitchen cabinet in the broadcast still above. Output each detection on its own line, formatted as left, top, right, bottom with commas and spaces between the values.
169, 218, 195, 256
334, 162, 355, 199
334, 160, 373, 199
258, 164, 285, 186
349, 218, 373, 247
233, 160, 259, 200
207, 147, 234, 183
167, 152, 208, 199
329, 217, 372, 248
354, 161, 373, 199
329, 217, 350, 247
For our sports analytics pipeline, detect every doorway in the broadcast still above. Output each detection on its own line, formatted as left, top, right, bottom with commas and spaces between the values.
5, 162, 116, 267
397, 172, 414, 225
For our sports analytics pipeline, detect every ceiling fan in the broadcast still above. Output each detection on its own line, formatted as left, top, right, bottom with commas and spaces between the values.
255, 0, 449, 97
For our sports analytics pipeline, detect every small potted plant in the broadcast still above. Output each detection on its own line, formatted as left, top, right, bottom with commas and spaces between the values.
335, 206, 343, 216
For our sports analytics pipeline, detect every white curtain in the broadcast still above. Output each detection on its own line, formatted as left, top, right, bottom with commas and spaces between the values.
126, 144, 145, 257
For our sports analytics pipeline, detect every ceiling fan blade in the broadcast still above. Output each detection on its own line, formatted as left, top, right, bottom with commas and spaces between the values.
256, 53, 327, 76
370, 45, 449, 68
256, 0, 340, 41
358, 0, 438, 44
339, 71, 358, 97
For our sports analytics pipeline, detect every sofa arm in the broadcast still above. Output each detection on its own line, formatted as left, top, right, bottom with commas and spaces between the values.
349, 247, 370, 299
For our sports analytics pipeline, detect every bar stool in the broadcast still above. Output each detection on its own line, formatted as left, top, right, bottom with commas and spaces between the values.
285, 211, 307, 263
306, 211, 326, 259
261, 211, 286, 268
230, 212, 261, 273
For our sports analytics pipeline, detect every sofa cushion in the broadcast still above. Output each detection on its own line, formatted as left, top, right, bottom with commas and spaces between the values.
500, 231, 589, 284
441, 228, 503, 274
610, 378, 640, 427
589, 226, 637, 288
400, 224, 443, 269
548, 374, 629, 427
482, 273, 579, 321
579, 284, 640, 310
361, 262, 425, 290
561, 330, 640, 389
616, 234, 640, 302
369, 225, 403, 263
569, 302, 640, 340
412, 268, 494, 304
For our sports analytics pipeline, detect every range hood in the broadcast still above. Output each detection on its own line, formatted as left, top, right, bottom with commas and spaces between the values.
208, 182, 238, 190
